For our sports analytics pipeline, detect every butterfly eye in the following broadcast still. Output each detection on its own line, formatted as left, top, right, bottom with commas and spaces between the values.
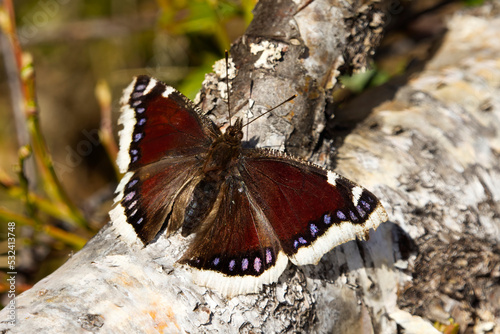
226, 127, 243, 141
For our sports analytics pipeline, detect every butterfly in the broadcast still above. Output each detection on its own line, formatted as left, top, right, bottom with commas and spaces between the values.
109, 74, 388, 297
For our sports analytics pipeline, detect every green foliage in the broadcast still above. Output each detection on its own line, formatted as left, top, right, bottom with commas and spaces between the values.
156, 0, 254, 98
340, 67, 391, 94
159, 0, 253, 52
462, 0, 485, 6
178, 53, 219, 100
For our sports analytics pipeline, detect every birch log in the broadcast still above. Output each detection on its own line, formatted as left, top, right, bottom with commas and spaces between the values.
2, 1, 500, 333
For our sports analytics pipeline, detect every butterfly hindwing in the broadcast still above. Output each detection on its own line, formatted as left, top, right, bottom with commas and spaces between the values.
110, 156, 204, 243
178, 175, 289, 296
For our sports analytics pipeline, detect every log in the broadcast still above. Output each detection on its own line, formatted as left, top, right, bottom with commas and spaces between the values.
2, 1, 499, 333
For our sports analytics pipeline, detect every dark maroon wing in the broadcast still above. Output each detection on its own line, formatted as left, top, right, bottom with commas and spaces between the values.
111, 76, 215, 244
116, 75, 219, 173
177, 150, 388, 296
110, 156, 204, 244
178, 175, 289, 296
238, 150, 388, 266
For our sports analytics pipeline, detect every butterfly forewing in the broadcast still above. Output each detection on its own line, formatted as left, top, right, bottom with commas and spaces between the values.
239, 150, 388, 265
112, 76, 214, 243
117, 75, 217, 173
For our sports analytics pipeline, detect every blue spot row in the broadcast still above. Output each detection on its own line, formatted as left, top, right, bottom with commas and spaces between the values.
128, 78, 149, 164
200, 248, 276, 275
122, 178, 145, 228
290, 194, 378, 253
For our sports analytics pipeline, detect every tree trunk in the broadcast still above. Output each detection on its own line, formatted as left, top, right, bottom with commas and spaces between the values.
2, 1, 499, 333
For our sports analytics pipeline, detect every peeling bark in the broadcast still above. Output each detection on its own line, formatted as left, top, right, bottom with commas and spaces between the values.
1, 1, 499, 333
199, 0, 386, 158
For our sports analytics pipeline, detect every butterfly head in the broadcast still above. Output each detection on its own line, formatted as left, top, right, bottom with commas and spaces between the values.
223, 118, 244, 146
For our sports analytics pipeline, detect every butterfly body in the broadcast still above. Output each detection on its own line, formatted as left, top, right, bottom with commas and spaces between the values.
182, 120, 243, 236
110, 75, 388, 296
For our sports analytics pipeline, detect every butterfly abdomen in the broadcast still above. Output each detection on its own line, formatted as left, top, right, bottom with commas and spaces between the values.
182, 177, 221, 237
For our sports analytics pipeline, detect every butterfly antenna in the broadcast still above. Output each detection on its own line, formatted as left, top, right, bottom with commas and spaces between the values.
246, 80, 255, 139
242, 94, 297, 127
225, 50, 231, 126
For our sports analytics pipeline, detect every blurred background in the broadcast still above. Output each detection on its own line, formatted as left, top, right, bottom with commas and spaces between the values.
0, 0, 254, 303
0, 0, 484, 307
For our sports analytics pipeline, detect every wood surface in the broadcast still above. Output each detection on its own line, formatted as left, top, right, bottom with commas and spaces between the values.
1, 1, 499, 333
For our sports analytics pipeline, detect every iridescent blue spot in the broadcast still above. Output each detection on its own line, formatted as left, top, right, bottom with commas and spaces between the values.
132, 156, 138, 163
299, 237, 307, 244
131, 149, 138, 155
229, 259, 236, 271
130, 209, 137, 217
128, 200, 137, 209
265, 248, 273, 264
131, 92, 142, 99
138, 118, 146, 126
310, 224, 319, 237
132, 100, 141, 107
337, 210, 347, 220
136, 217, 143, 225
212, 257, 220, 266
135, 84, 146, 91
124, 191, 135, 202
294, 240, 299, 249
134, 133, 142, 142
349, 210, 358, 222
361, 200, 371, 211
324, 214, 331, 225
128, 179, 138, 188
136, 107, 145, 113
242, 258, 249, 271
356, 205, 366, 218
254, 257, 262, 272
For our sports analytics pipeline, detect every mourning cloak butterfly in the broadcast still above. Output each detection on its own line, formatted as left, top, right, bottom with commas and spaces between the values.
110, 74, 388, 296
